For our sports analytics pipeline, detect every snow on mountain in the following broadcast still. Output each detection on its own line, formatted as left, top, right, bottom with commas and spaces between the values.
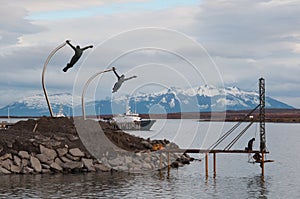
0, 93, 79, 117
0, 85, 294, 116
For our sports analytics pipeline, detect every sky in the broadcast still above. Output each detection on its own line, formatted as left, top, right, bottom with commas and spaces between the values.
1, 0, 300, 108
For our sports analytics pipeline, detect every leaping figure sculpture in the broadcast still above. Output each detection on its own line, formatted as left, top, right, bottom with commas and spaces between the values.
112, 67, 137, 93
63, 40, 93, 72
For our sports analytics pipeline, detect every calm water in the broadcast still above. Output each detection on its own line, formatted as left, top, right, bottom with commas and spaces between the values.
1, 120, 299, 198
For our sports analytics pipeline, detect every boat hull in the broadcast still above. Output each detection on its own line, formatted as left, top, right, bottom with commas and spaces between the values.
112, 119, 156, 131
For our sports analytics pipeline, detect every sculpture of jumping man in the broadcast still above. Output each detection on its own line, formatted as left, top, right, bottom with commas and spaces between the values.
112, 67, 137, 93
62, 40, 93, 72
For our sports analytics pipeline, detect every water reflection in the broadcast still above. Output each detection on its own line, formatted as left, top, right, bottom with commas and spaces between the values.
1, 122, 300, 198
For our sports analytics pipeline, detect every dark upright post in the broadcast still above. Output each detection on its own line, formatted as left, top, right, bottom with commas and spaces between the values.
259, 78, 266, 177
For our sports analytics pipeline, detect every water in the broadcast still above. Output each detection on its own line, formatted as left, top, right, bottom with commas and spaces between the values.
1, 120, 299, 198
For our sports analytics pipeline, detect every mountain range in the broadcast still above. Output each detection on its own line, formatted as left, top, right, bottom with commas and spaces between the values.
0, 85, 294, 117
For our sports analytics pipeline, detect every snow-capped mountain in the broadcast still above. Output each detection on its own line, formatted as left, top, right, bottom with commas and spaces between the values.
0, 93, 77, 117
0, 85, 294, 116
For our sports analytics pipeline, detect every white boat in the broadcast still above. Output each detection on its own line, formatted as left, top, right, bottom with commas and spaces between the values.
111, 108, 156, 131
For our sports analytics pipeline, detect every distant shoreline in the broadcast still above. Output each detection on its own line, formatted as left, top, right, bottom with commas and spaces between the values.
1, 108, 299, 123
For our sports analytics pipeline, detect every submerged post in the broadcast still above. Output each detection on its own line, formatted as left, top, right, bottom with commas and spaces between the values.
213, 153, 216, 178
205, 153, 208, 177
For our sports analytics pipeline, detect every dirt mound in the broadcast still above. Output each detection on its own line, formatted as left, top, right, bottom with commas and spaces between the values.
0, 117, 174, 157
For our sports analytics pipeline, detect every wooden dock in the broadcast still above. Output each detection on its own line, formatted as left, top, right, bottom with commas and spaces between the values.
159, 148, 272, 178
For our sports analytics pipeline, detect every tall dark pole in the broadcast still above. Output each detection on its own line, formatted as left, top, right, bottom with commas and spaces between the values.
259, 78, 266, 152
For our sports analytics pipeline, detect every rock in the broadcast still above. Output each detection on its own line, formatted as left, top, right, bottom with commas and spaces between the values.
142, 163, 152, 170
124, 156, 133, 164
54, 158, 64, 166
50, 162, 63, 172
30, 156, 42, 173
34, 135, 50, 142
43, 140, 61, 148
2, 159, 12, 170
40, 145, 57, 160
109, 158, 124, 167
0, 166, 11, 174
65, 153, 80, 161
53, 135, 65, 141
21, 159, 29, 167
18, 151, 30, 159
69, 148, 85, 157
41, 164, 51, 169
6, 141, 13, 148
13, 155, 21, 166
42, 169, 51, 174
22, 166, 34, 174
0, 144, 3, 153
93, 163, 111, 172
62, 161, 83, 170
141, 141, 153, 149
0, 153, 12, 161
56, 148, 68, 157
60, 156, 72, 163
82, 158, 95, 172
36, 154, 53, 164
10, 165, 22, 173
66, 134, 79, 141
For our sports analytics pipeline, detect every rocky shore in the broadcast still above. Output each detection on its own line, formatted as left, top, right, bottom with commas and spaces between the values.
0, 117, 193, 174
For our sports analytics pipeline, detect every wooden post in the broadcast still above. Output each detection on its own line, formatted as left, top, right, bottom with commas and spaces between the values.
205, 153, 208, 177
261, 152, 265, 177
167, 151, 170, 176
159, 152, 162, 171
213, 153, 216, 178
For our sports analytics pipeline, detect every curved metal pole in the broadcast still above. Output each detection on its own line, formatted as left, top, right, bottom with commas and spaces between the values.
42, 42, 67, 117
82, 68, 114, 120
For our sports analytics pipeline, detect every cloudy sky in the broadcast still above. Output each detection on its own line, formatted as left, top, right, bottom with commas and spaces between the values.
1, 0, 300, 108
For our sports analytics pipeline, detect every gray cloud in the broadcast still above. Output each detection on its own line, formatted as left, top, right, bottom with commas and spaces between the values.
1, 0, 300, 108
0, 2, 45, 47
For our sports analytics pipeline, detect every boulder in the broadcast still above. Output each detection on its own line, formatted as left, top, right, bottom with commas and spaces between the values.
10, 165, 22, 173
69, 148, 85, 157
56, 148, 68, 157
21, 159, 29, 167
141, 141, 153, 149
60, 156, 72, 163
0, 153, 12, 161
22, 166, 34, 174
50, 162, 63, 172
30, 156, 42, 173
18, 151, 30, 159
65, 153, 80, 161
54, 158, 64, 166
82, 158, 95, 172
66, 134, 79, 141
93, 163, 111, 172
2, 159, 12, 170
40, 145, 57, 160
13, 155, 22, 166
53, 135, 65, 141
36, 154, 53, 164
0, 166, 11, 174
41, 164, 51, 169
62, 161, 83, 170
